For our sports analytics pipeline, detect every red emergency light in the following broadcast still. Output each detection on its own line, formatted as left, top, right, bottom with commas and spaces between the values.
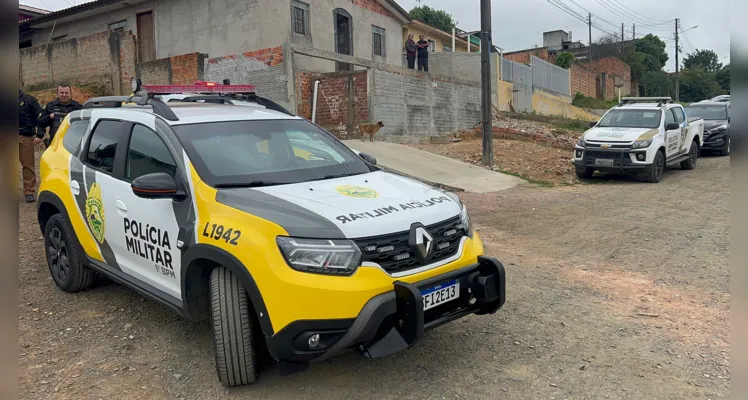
194, 81, 217, 86
141, 84, 257, 94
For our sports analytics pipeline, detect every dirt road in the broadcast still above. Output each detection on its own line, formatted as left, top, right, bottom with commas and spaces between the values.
18, 155, 729, 399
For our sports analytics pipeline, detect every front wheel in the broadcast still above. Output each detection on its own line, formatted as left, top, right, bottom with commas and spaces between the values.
681, 140, 699, 170
210, 266, 259, 387
575, 166, 594, 180
44, 214, 94, 292
646, 151, 665, 183
719, 137, 730, 156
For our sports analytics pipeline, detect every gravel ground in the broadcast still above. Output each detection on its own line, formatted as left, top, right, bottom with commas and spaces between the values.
18, 153, 729, 399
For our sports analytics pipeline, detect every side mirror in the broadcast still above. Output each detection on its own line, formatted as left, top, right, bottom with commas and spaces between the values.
665, 122, 680, 131
359, 152, 377, 166
131, 172, 183, 200
589, 121, 597, 128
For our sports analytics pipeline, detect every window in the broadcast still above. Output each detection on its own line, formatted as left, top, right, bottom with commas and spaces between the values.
63, 120, 89, 155
597, 109, 663, 129
126, 125, 177, 181
372, 25, 386, 57
664, 108, 676, 127
85, 120, 124, 174
672, 107, 685, 124
291, 1, 310, 36
108, 20, 128, 32
173, 119, 372, 187
428, 40, 436, 52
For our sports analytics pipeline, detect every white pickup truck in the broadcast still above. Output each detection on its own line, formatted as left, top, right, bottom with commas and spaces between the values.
572, 97, 704, 183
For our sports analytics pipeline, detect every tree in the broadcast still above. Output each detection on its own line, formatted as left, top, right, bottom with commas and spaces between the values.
592, 33, 622, 59
640, 70, 674, 97
555, 52, 575, 69
683, 49, 723, 72
715, 64, 730, 93
634, 34, 669, 74
678, 68, 722, 102
409, 5, 456, 33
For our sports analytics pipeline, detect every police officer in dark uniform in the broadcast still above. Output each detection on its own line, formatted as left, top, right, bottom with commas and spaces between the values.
37, 83, 82, 147
19, 88, 44, 203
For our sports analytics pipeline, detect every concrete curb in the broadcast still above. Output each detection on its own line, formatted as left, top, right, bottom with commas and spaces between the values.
377, 165, 466, 193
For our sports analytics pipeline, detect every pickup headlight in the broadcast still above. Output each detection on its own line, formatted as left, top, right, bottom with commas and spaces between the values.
631, 139, 652, 149
576, 137, 586, 147
276, 237, 362, 276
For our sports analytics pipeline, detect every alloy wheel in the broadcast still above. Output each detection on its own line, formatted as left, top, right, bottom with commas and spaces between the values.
48, 226, 70, 283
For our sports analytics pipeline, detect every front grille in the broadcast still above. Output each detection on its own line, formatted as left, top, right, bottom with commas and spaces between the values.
354, 216, 465, 275
585, 150, 629, 166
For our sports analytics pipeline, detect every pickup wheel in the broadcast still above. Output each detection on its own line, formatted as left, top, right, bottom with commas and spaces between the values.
210, 266, 259, 387
680, 140, 699, 170
646, 151, 665, 183
719, 137, 730, 156
575, 166, 594, 180
44, 214, 94, 292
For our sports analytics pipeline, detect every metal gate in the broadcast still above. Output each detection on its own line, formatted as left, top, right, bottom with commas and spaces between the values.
512, 62, 533, 113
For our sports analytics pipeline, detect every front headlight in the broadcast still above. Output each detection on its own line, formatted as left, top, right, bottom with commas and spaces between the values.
459, 206, 474, 238
709, 125, 727, 134
276, 237, 363, 276
576, 137, 586, 147
631, 139, 652, 149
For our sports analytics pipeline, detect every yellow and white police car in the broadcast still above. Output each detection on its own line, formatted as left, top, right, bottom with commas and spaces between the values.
36, 80, 506, 387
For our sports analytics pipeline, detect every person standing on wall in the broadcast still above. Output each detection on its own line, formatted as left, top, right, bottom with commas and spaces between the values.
37, 84, 82, 148
18, 88, 44, 203
417, 35, 430, 72
405, 33, 417, 69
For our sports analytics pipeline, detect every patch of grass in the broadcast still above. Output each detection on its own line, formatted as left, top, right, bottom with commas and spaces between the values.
496, 111, 594, 129
558, 121, 590, 132
495, 167, 554, 187
572, 92, 618, 110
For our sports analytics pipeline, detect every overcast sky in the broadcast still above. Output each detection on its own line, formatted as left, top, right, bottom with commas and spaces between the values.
23, 0, 729, 72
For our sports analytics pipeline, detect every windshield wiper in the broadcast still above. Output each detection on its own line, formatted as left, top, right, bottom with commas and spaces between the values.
313, 173, 361, 181
214, 180, 282, 188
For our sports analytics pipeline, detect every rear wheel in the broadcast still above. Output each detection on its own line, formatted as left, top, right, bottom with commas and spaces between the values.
646, 151, 665, 183
680, 140, 699, 170
44, 214, 94, 292
210, 266, 259, 387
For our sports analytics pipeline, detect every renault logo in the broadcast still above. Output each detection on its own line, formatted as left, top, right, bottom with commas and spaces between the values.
409, 223, 433, 261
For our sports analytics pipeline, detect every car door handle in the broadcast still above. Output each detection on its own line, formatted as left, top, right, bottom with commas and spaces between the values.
116, 200, 127, 215
71, 180, 80, 196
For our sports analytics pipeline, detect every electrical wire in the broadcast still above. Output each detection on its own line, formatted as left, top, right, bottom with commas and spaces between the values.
547, 0, 618, 37
607, 0, 672, 25
594, 0, 673, 30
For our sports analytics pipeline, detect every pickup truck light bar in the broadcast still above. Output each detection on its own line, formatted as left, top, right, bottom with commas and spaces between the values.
141, 84, 258, 94
619, 97, 673, 107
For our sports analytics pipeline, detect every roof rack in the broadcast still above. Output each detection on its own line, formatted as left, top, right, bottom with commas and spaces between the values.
81, 80, 296, 121
618, 96, 673, 107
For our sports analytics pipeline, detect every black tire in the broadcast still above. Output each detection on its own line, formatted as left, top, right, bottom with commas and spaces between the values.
210, 266, 258, 387
719, 137, 730, 156
43, 214, 94, 292
575, 167, 594, 180
646, 150, 665, 183
680, 140, 699, 170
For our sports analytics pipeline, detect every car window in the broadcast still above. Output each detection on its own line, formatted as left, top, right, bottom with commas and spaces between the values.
597, 109, 662, 129
673, 107, 685, 123
63, 120, 89, 155
664, 108, 676, 127
685, 105, 728, 120
173, 119, 372, 187
126, 124, 178, 181
85, 120, 124, 174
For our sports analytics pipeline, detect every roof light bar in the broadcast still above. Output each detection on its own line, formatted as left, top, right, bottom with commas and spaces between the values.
141, 84, 257, 94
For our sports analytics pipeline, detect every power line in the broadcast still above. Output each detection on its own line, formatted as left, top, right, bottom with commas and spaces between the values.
607, 0, 671, 25
564, 0, 619, 29
594, 0, 673, 30
547, 0, 618, 36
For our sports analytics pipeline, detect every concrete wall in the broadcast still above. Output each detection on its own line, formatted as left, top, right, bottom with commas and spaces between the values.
204, 46, 291, 110
368, 68, 482, 143
531, 89, 598, 121
496, 80, 512, 112
290, 0, 405, 72
21, 30, 136, 95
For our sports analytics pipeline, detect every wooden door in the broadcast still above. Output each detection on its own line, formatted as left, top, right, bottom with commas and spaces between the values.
137, 11, 156, 63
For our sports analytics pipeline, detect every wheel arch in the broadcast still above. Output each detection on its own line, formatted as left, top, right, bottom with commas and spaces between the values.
37, 191, 69, 236
181, 244, 274, 337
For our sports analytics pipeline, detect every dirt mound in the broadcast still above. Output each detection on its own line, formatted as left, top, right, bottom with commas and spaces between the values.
28, 85, 100, 106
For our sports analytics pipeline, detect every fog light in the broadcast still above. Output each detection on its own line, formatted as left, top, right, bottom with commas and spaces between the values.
636, 153, 645, 161
308, 334, 320, 348
576, 150, 583, 158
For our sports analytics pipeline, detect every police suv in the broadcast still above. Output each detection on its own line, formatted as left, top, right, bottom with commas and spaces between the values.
572, 97, 704, 183
36, 79, 506, 387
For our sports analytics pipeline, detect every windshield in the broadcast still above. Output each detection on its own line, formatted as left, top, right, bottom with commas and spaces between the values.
685, 105, 728, 120
173, 119, 373, 187
597, 109, 662, 129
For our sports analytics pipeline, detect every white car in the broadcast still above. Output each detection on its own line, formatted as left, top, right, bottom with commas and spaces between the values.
572, 97, 704, 183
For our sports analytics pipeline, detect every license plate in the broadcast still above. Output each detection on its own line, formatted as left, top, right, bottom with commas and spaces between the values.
594, 158, 615, 166
421, 280, 460, 311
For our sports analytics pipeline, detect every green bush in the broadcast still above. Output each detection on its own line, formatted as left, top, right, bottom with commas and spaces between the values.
572, 92, 617, 109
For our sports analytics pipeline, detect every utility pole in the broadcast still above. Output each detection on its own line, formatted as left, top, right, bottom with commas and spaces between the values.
621, 23, 624, 55
588, 13, 593, 62
480, 0, 493, 168
675, 18, 680, 101
632, 23, 635, 40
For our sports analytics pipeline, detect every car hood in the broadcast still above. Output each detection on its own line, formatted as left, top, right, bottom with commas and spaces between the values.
703, 120, 728, 132
583, 126, 659, 143
214, 170, 462, 239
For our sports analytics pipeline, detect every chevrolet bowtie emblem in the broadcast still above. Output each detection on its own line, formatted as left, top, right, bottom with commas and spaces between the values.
601, 144, 611, 149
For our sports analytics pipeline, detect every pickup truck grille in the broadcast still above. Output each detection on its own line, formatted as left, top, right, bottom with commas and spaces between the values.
585, 150, 634, 166
354, 216, 465, 275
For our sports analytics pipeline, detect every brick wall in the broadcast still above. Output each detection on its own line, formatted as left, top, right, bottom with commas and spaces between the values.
504, 48, 549, 65
581, 57, 630, 82
205, 46, 290, 110
313, 71, 369, 131
570, 64, 597, 98
349, 0, 395, 18
21, 30, 136, 94
295, 72, 315, 120
137, 53, 208, 86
